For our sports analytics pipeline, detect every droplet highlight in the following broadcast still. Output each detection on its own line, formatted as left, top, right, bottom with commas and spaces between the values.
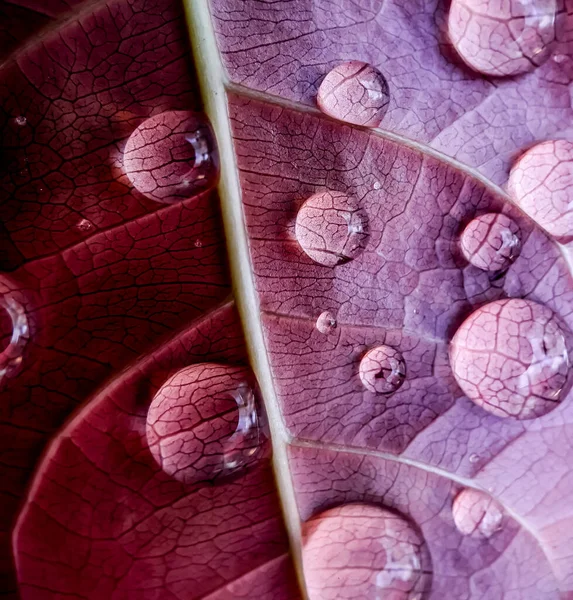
146, 363, 265, 485
302, 503, 432, 600
460, 213, 521, 271
448, 0, 557, 77
316, 310, 337, 334
359, 345, 406, 394
508, 139, 573, 239
124, 111, 218, 204
317, 61, 390, 127
295, 190, 369, 267
450, 298, 569, 419
453, 488, 504, 538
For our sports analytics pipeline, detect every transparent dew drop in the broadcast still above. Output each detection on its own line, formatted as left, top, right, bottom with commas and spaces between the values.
360, 345, 406, 394
194, 238, 203, 248
76, 218, 94, 232
460, 213, 521, 272
146, 364, 265, 485
295, 190, 369, 267
448, 0, 557, 77
450, 298, 570, 419
123, 110, 218, 204
469, 453, 480, 464
0, 291, 30, 382
302, 504, 432, 600
317, 60, 390, 127
14, 115, 26, 126
453, 488, 504, 538
316, 310, 337, 334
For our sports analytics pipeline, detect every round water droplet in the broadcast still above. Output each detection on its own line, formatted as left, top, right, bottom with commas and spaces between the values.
316, 310, 337, 334
302, 503, 432, 600
317, 61, 390, 127
373, 181, 381, 190
460, 213, 521, 271
124, 111, 218, 204
76, 218, 94, 232
295, 190, 369, 267
508, 139, 573, 239
448, 0, 557, 77
14, 115, 27, 126
359, 345, 406, 394
146, 363, 265, 485
0, 284, 30, 382
469, 453, 480, 464
453, 488, 504, 538
194, 238, 203, 248
450, 298, 569, 419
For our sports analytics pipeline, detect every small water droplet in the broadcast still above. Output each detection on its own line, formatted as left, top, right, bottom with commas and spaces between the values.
359, 345, 406, 394
317, 60, 390, 127
146, 364, 265, 485
373, 181, 381, 190
448, 0, 557, 77
316, 310, 337, 334
460, 213, 521, 272
14, 116, 26, 126
469, 453, 480, 464
194, 238, 203, 248
77, 218, 94, 232
453, 488, 504, 538
302, 504, 432, 600
553, 53, 567, 63
124, 111, 218, 204
0, 288, 30, 382
295, 190, 369, 267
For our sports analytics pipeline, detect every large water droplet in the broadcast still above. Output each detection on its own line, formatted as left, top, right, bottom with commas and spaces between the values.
508, 139, 573, 239
317, 61, 390, 127
302, 503, 432, 600
450, 298, 569, 419
0, 287, 29, 382
124, 111, 218, 204
316, 310, 337, 334
453, 488, 504, 538
295, 190, 369, 267
146, 363, 265, 485
460, 213, 521, 271
448, 0, 557, 77
360, 345, 406, 394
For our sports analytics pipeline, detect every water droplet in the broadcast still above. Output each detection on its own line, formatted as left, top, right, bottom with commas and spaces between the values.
76, 218, 94, 232
469, 453, 480, 464
460, 213, 521, 272
553, 53, 567, 63
124, 111, 218, 204
0, 288, 30, 382
295, 190, 369, 267
448, 0, 557, 77
146, 364, 265, 485
373, 181, 381, 190
359, 345, 406, 394
317, 61, 390, 127
450, 298, 569, 419
316, 310, 337, 334
194, 238, 203, 248
14, 115, 27, 126
508, 139, 573, 239
302, 504, 432, 600
453, 488, 504, 538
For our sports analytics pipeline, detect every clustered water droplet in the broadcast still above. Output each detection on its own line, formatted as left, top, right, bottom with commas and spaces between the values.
460, 213, 521, 271
302, 503, 432, 600
123, 111, 218, 204
295, 190, 369, 267
452, 488, 504, 538
448, 0, 557, 77
359, 345, 406, 394
450, 298, 569, 419
317, 61, 390, 127
146, 363, 265, 485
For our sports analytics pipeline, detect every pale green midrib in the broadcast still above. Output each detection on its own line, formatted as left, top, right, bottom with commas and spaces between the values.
181, 2, 309, 599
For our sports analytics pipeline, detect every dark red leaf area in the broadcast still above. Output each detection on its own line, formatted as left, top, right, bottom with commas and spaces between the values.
289, 445, 560, 599
0, 0, 201, 269
13, 303, 299, 600
212, 0, 573, 184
